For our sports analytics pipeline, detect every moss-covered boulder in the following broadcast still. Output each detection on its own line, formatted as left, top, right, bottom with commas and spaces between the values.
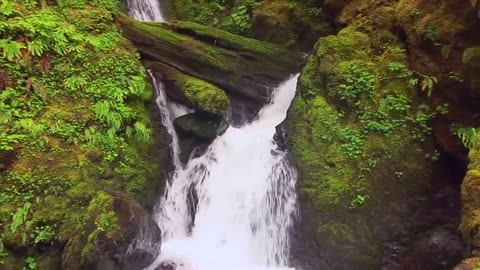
287, 26, 463, 269
117, 13, 303, 115
460, 130, 480, 256
144, 61, 230, 116
463, 47, 480, 98
62, 190, 161, 270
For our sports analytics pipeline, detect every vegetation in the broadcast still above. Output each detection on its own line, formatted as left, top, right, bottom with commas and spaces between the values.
0, 0, 164, 266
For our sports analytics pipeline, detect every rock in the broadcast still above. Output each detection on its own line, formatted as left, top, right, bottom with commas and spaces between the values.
62, 190, 161, 270
411, 226, 464, 269
460, 130, 480, 256
463, 47, 480, 98
287, 25, 464, 269
117, 13, 304, 115
144, 61, 230, 116
174, 113, 228, 141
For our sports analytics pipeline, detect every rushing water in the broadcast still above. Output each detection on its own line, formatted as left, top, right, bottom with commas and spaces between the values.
127, 2, 299, 270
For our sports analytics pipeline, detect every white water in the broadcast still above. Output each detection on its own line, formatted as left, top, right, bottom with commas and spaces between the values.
127, 0, 165, 22
127, 2, 299, 270
149, 75, 300, 270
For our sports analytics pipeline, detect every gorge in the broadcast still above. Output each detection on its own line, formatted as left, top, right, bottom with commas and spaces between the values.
1, 0, 480, 270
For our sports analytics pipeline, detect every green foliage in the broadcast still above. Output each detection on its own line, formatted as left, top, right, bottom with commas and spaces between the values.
220, 4, 254, 35
340, 128, 364, 159
11, 202, 32, 233
409, 8, 421, 18
453, 126, 477, 149
0, 39, 25, 61
338, 63, 375, 106
425, 25, 437, 42
350, 194, 369, 208
32, 225, 55, 245
25, 256, 37, 270
420, 75, 438, 97
170, 0, 260, 35
387, 61, 412, 78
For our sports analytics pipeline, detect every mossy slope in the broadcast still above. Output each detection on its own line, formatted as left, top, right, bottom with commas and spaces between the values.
288, 24, 461, 269
0, 1, 168, 268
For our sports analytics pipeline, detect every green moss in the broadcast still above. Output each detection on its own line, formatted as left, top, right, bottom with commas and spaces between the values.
463, 47, 480, 66
81, 192, 121, 264
183, 78, 230, 115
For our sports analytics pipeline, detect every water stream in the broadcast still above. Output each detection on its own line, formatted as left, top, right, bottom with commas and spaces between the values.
127, 2, 299, 270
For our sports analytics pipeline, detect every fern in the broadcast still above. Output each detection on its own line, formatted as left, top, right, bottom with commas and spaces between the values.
0, 0, 18, 16
0, 39, 25, 61
455, 127, 477, 149
27, 40, 45, 56
10, 202, 31, 233
133, 122, 151, 141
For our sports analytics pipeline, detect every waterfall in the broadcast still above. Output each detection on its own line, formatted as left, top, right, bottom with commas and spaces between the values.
149, 75, 299, 270
126, 1, 299, 269
127, 0, 164, 22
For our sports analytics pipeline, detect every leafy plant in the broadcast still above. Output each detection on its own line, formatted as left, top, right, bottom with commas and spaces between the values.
425, 25, 437, 42
338, 64, 375, 106
11, 202, 32, 233
350, 194, 369, 208
409, 8, 421, 18
25, 256, 37, 270
420, 75, 438, 97
31, 225, 55, 245
453, 126, 477, 149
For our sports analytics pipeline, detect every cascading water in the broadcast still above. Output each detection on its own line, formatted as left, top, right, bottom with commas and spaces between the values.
148, 76, 300, 270
127, 2, 299, 270
127, 0, 164, 22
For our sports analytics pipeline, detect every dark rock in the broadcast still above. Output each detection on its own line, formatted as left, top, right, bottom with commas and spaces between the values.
173, 113, 228, 141
411, 226, 465, 269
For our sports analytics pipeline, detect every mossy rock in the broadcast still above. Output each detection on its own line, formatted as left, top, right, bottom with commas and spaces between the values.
145, 61, 230, 115
62, 190, 161, 270
288, 27, 463, 269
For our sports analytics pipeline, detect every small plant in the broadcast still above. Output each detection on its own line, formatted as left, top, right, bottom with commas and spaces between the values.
453, 126, 477, 149
11, 202, 32, 233
420, 75, 438, 97
339, 64, 375, 106
448, 71, 463, 82
425, 25, 437, 42
25, 256, 37, 270
32, 225, 55, 245
387, 61, 412, 78
350, 194, 369, 208
409, 8, 421, 18
340, 128, 364, 159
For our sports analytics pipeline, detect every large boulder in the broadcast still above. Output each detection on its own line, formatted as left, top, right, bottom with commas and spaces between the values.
62, 190, 161, 270
287, 26, 463, 269
117, 13, 304, 117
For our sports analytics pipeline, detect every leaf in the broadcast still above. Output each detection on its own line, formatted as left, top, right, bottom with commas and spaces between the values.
0, 39, 25, 61
27, 40, 45, 56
